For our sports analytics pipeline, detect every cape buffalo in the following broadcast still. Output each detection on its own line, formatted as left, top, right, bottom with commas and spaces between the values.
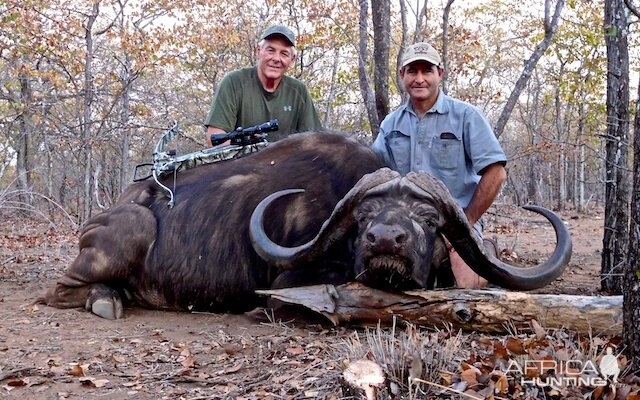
38, 131, 572, 319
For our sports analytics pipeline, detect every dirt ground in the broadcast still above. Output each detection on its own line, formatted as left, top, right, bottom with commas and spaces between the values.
0, 205, 607, 399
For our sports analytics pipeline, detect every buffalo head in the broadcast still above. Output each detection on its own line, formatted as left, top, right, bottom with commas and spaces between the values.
250, 168, 572, 291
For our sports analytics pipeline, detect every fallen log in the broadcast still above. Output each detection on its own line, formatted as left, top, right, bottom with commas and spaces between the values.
256, 282, 622, 336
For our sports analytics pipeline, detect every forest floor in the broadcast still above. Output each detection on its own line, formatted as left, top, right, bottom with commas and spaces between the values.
1, 205, 634, 400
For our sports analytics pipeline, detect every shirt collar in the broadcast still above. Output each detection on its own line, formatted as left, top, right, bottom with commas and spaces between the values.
403, 89, 449, 117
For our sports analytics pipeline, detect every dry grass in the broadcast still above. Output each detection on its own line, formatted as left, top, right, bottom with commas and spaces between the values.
332, 318, 636, 399
339, 319, 468, 398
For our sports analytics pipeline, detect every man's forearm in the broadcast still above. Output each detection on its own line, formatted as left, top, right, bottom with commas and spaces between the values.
464, 163, 507, 225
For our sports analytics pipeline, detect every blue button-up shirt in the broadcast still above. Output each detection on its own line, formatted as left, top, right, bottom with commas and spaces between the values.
372, 90, 506, 209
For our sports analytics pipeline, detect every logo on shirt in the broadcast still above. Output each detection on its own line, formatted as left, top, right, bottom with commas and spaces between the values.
283, 106, 292, 112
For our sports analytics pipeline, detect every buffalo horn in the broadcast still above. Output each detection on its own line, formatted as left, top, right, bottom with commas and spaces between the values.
405, 172, 572, 290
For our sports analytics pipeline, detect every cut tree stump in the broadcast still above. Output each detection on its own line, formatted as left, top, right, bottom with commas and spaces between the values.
256, 282, 622, 336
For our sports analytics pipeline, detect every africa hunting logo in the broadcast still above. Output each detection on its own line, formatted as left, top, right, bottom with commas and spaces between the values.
505, 347, 621, 387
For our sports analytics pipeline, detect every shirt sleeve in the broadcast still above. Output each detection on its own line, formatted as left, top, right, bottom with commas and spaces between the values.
296, 87, 322, 132
371, 130, 395, 168
463, 107, 507, 175
204, 73, 240, 133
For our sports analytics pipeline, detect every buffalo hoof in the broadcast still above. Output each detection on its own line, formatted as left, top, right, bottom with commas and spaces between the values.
86, 284, 124, 319
90, 298, 123, 320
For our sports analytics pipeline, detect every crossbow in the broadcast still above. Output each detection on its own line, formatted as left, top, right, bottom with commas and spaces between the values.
133, 120, 278, 208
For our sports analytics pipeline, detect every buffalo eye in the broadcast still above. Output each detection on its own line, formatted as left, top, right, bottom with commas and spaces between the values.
355, 200, 379, 223
356, 209, 373, 223
424, 219, 436, 228
412, 206, 438, 229
413, 206, 437, 219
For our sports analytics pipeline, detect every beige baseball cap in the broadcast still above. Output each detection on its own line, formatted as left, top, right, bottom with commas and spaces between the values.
262, 25, 296, 47
401, 42, 442, 68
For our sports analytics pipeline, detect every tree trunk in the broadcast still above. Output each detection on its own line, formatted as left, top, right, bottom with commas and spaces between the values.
323, 47, 340, 128
257, 283, 623, 336
494, 0, 565, 139
554, 69, 566, 210
602, 0, 630, 294
526, 164, 535, 205
442, 0, 455, 94
622, 0, 640, 367
357, 0, 380, 134
624, 72, 640, 370
119, 53, 132, 195
527, 133, 538, 204
576, 100, 586, 212
557, 151, 566, 210
44, 130, 55, 221
413, 0, 428, 42
81, 3, 100, 223
395, 0, 408, 98
16, 68, 34, 211
371, 0, 390, 124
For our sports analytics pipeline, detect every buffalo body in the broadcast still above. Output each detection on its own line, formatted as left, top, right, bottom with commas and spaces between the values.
39, 132, 571, 319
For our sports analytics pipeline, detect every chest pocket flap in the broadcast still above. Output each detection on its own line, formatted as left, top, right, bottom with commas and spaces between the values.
431, 131, 462, 170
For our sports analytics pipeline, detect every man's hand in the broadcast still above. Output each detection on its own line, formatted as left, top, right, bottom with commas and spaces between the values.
206, 126, 227, 147
449, 247, 488, 288
443, 237, 488, 288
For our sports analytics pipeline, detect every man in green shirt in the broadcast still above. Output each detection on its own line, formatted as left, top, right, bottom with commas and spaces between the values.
204, 25, 321, 145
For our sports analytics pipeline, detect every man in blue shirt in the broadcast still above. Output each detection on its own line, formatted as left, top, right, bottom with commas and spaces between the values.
372, 42, 507, 288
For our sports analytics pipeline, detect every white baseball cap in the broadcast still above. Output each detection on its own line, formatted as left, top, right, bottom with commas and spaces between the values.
401, 42, 442, 68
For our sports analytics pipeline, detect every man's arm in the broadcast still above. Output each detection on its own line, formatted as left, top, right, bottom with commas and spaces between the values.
204, 71, 239, 146
464, 163, 506, 225
449, 162, 505, 289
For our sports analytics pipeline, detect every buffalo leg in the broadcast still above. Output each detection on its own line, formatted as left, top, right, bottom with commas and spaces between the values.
37, 203, 156, 319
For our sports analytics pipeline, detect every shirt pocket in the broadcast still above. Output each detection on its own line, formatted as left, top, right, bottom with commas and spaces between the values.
431, 132, 461, 170
387, 131, 411, 175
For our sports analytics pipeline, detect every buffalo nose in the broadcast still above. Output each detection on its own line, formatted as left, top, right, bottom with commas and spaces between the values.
366, 224, 407, 252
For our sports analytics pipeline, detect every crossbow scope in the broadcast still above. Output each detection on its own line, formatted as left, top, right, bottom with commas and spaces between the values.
210, 119, 279, 146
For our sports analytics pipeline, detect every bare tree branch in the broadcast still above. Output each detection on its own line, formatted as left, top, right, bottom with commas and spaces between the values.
414, 0, 429, 42
624, 0, 640, 17
442, 0, 455, 94
371, 0, 391, 123
494, 0, 565, 139
357, 0, 380, 134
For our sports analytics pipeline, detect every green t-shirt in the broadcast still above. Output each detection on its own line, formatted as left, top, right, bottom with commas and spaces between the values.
205, 67, 321, 141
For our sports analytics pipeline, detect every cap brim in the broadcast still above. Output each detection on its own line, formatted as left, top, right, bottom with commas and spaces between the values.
402, 56, 440, 68
263, 33, 294, 46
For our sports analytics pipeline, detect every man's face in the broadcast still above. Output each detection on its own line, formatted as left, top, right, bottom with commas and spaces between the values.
400, 61, 443, 103
256, 36, 296, 81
